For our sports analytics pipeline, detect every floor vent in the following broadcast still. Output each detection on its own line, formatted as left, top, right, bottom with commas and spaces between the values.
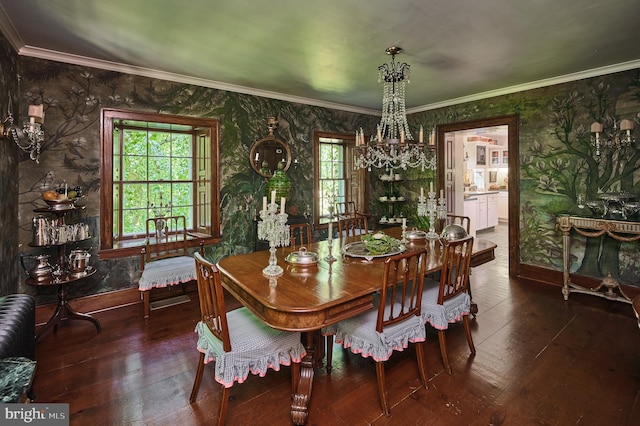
150, 295, 191, 311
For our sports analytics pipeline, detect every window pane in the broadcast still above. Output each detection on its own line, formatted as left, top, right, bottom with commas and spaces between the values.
148, 156, 171, 181
122, 130, 147, 155
148, 183, 172, 216
172, 133, 192, 156
172, 157, 192, 180
148, 131, 171, 156
123, 208, 147, 236
172, 183, 193, 207
123, 184, 148, 209
122, 155, 147, 181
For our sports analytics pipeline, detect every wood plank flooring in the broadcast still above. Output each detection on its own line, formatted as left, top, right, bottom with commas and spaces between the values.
32, 225, 640, 425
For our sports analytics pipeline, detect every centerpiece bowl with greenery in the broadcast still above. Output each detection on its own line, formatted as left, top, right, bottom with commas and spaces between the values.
361, 232, 400, 255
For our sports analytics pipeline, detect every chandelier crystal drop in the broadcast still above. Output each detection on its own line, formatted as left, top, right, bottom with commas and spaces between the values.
354, 47, 436, 172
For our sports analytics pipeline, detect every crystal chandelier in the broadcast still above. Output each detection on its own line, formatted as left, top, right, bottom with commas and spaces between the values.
354, 47, 436, 172
590, 117, 636, 158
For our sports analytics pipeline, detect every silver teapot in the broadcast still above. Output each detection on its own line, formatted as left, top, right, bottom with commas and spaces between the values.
25, 254, 54, 282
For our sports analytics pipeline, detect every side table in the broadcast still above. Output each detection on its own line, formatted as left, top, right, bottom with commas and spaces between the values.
27, 269, 101, 341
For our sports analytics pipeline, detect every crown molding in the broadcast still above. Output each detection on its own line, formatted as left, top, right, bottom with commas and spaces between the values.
407, 60, 640, 114
17, 45, 379, 116
0, 3, 25, 52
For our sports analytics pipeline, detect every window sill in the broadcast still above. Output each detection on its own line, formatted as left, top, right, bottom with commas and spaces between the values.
98, 233, 221, 260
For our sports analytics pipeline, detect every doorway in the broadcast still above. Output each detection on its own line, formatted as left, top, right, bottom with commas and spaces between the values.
436, 115, 519, 277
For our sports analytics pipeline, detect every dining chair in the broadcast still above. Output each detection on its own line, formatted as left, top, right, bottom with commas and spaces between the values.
324, 248, 429, 417
335, 201, 357, 218
139, 216, 201, 319
289, 222, 312, 249
338, 215, 369, 238
421, 235, 475, 375
189, 252, 306, 425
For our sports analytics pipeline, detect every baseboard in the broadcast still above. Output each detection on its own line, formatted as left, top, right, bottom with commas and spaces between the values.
34, 282, 198, 326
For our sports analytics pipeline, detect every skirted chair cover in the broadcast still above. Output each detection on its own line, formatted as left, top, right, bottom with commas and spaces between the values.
420, 286, 471, 329
327, 301, 426, 362
194, 307, 306, 388
322, 248, 429, 416
421, 235, 475, 375
139, 216, 200, 318
190, 252, 305, 425
138, 256, 196, 291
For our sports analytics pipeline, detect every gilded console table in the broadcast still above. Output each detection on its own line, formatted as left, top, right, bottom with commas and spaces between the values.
556, 215, 640, 304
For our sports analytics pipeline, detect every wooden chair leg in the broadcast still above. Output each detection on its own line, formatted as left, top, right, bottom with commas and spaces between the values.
463, 315, 476, 354
326, 335, 333, 374
143, 291, 150, 319
189, 353, 206, 403
217, 386, 230, 426
375, 361, 391, 417
437, 329, 452, 375
291, 361, 300, 396
415, 341, 429, 389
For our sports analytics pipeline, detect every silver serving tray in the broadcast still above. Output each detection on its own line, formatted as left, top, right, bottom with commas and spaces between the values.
342, 241, 405, 261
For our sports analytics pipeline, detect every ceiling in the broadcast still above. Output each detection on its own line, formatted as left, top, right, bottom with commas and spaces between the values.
1, 0, 640, 115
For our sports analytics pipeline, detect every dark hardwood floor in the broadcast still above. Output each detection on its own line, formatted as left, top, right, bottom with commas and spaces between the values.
32, 224, 640, 425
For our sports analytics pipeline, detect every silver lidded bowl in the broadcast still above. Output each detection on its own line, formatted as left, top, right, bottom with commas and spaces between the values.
405, 228, 427, 242
440, 224, 468, 241
285, 247, 319, 266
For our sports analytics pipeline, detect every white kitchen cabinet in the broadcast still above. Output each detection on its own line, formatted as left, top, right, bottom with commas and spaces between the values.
478, 195, 488, 230
498, 191, 509, 222
463, 197, 478, 237
487, 193, 499, 228
464, 191, 499, 233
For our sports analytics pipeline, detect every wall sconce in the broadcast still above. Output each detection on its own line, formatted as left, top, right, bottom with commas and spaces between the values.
0, 103, 45, 163
591, 118, 636, 158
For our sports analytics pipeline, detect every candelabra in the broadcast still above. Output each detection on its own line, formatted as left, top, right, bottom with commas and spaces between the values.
419, 189, 447, 239
257, 202, 290, 276
325, 215, 336, 262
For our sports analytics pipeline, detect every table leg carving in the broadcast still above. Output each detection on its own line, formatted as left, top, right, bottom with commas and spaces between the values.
291, 330, 315, 425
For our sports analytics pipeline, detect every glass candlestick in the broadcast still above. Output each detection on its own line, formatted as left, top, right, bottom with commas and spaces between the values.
325, 215, 336, 262
422, 190, 446, 239
257, 202, 290, 276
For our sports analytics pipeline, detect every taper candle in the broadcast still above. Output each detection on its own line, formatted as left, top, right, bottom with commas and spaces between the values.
328, 221, 333, 239
262, 196, 267, 212
271, 190, 276, 205
280, 197, 285, 214
421, 187, 424, 198
430, 182, 433, 193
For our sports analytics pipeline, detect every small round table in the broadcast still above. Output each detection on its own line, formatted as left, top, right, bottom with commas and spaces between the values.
27, 268, 101, 341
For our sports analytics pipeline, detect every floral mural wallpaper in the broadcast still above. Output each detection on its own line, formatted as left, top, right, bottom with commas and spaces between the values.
3, 32, 640, 305
14, 56, 378, 303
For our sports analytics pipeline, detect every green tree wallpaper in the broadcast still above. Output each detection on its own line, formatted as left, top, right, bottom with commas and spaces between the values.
13, 55, 640, 304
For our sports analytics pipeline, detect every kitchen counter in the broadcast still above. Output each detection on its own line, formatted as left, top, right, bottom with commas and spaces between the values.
464, 190, 499, 199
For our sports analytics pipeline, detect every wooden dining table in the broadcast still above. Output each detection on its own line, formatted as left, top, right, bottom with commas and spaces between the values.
217, 227, 496, 425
